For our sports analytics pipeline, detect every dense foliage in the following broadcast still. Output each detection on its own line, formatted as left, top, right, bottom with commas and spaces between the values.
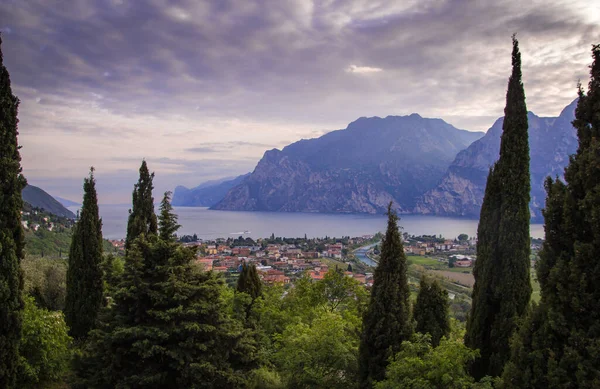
466, 36, 532, 379
0, 33, 27, 388
414, 276, 450, 347
65, 169, 104, 339
17, 296, 72, 388
74, 192, 257, 388
125, 160, 158, 251
359, 204, 413, 388
375, 333, 494, 389
253, 270, 367, 388
500, 44, 600, 389
21, 256, 67, 311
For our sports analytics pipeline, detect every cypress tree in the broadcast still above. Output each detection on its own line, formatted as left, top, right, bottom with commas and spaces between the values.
0, 33, 27, 389
125, 160, 157, 251
465, 35, 531, 379
75, 188, 256, 388
64, 168, 104, 339
414, 276, 450, 347
236, 262, 263, 322
358, 203, 412, 388
501, 44, 600, 389
237, 262, 262, 301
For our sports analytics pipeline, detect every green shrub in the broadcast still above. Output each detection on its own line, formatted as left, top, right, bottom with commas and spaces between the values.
17, 296, 72, 388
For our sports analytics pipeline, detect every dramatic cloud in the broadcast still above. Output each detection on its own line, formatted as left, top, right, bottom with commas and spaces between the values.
0, 0, 598, 202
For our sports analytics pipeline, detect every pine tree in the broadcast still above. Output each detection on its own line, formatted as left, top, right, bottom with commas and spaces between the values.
64, 168, 104, 339
414, 276, 450, 347
0, 33, 27, 389
158, 191, 180, 242
358, 203, 412, 388
501, 44, 600, 389
465, 35, 532, 379
75, 190, 256, 388
125, 160, 157, 251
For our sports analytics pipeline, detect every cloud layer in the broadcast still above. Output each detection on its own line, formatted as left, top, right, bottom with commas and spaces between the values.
0, 0, 598, 202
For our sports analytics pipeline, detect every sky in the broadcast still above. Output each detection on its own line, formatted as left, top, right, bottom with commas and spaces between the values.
1, 0, 598, 204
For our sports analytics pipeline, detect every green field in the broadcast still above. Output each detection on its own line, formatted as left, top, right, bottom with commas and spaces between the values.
407, 255, 444, 268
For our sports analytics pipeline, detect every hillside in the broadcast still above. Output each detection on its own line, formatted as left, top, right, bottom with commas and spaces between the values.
173, 173, 250, 207
414, 99, 578, 219
213, 114, 484, 213
22, 184, 76, 218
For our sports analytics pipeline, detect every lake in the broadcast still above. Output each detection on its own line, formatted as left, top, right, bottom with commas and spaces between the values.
78, 205, 546, 241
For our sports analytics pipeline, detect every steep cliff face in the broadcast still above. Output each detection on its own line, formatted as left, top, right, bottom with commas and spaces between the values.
213, 114, 484, 213
415, 99, 578, 219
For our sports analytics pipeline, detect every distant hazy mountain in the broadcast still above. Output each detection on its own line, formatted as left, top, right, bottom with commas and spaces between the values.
212, 114, 484, 213
172, 173, 251, 207
22, 185, 77, 218
54, 196, 80, 207
414, 99, 579, 220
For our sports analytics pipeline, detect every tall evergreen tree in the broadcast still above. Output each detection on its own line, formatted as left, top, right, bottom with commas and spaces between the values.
237, 262, 262, 301
65, 168, 104, 339
158, 191, 180, 242
414, 276, 450, 347
0, 33, 27, 389
236, 262, 263, 321
125, 160, 157, 251
358, 203, 412, 388
501, 44, 600, 389
465, 35, 532, 379
75, 190, 256, 388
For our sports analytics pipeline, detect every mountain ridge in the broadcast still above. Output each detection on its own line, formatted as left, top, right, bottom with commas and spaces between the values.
22, 185, 77, 219
172, 173, 251, 207
414, 98, 579, 219
212, 114, 484, 213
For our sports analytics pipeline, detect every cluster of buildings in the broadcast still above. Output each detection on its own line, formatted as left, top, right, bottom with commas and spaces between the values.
21, 211, 56, 232
403, 238, 476, 256
195, 241, 371, 286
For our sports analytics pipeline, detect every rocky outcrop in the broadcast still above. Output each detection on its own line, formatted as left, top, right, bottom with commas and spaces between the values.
415, 99, 579, 219
213, 114, 484, 213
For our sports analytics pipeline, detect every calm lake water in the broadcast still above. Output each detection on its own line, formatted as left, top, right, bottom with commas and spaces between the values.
75, 205, 545, 241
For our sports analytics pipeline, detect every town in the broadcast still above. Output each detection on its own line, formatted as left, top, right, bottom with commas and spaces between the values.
108, 231, 482, 287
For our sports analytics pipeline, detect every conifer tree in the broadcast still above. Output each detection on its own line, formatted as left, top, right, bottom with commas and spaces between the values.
414, 276, 450, 347
237, 262, 262, 301
0, 33, 27, 389
125, 160, 157, 251
236, 262, 263, 321
501, 44, 600, 389
65, 168, 104, 339
158, 191, 180, 242
465, 35, 531, 379
75, 190, 256, 388
358, 203, 412, 388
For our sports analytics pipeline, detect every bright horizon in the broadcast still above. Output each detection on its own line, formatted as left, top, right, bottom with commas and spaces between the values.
1, 0, 598, 204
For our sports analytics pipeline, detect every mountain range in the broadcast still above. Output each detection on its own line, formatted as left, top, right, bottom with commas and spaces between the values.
173, 174, 250, 207
212, 114, 484, 213
414, 99, 578, 219
175, 99, 578, 219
